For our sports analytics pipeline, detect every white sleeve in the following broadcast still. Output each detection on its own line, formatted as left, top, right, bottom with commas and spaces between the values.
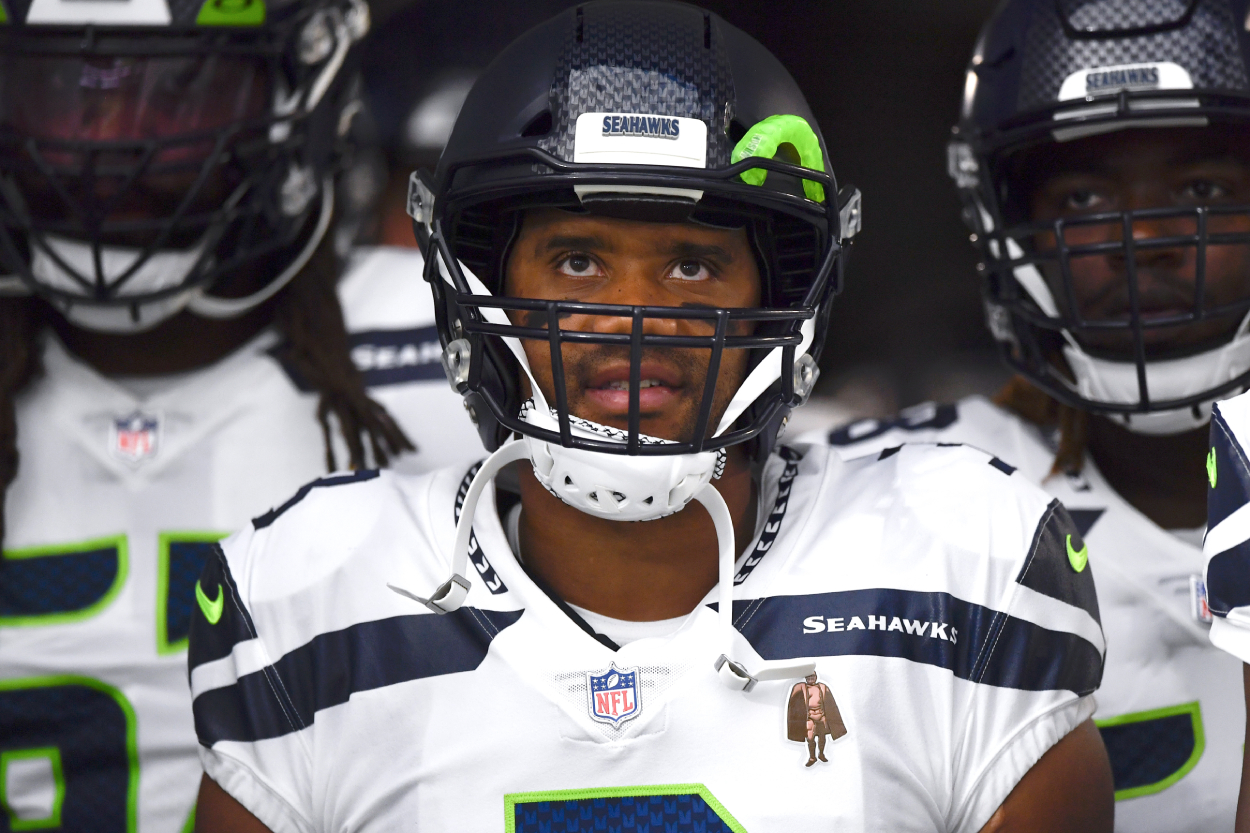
1206, 395, 1250, 663
188, 527, 316, 833
948, 497, 1106, 833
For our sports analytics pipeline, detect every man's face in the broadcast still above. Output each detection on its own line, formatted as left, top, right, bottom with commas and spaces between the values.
1021, 126, 1250, 358
504, 209, 761, 444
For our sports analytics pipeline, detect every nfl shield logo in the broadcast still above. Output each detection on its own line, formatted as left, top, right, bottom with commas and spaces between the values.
111, 411, 160, 463
587, 663, 641, 726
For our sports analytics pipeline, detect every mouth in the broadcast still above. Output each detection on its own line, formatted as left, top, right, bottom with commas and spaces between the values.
582, 363, 684, 414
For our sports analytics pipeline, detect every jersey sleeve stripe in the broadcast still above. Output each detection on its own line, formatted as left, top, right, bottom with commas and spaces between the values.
1206, 538, 1250, 616
1208, 407, 1250, 531
1014, 500, 1101, 625
251, 470, 380, 530
193, 608, 523, 746
731, 588, 1103, 695
188, 544, 260, 671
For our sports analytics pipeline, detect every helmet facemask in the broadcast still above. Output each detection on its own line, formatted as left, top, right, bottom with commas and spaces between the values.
0, 0, 369, 331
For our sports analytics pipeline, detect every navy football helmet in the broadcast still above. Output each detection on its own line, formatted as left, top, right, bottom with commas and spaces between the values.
0, 0, 368, 330
951, 0, 1250, 433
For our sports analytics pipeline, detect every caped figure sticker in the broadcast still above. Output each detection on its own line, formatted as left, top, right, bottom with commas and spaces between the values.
787, 672, 847, 766
587, 664, 641, 726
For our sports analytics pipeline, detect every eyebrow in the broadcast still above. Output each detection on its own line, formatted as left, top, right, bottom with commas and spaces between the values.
539, 235, 613, 256
537, 234, 735, 263
660, 241, 735, 263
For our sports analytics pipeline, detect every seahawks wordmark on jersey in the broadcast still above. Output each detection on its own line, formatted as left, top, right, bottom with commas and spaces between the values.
1205, 391, 1250, 663
804, 397, 1243, 833
0, 246, 483, 833
190, 442, 1101, 833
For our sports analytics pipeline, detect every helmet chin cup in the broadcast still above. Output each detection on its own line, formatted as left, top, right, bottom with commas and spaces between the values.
1062, 327, 1250, 435
519, 400, 725, 523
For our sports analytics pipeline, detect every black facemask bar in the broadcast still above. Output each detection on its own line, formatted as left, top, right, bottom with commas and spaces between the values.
979, 202, 1250, 414
421, 143, 849, 456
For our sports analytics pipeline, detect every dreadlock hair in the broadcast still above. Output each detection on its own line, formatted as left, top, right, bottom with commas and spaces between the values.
0, 232, 414, 548
992, 374, 1088, 476
0, 294, 47, 548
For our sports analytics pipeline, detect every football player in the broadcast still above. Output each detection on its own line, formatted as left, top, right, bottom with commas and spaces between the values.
190, 3, 1112, 831
0, 0, 479, 830
1204, 389, 1250, 830
809, 0, 1250, 829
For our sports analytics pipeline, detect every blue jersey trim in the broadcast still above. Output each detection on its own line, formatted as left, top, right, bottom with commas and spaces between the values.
729, 587, 1103, 695
1209, 408, 1250, 531
252, 470, 380, 530
193, 607, 524, 746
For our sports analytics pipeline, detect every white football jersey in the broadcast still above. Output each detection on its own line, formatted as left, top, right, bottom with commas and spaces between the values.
801, 396, 1244, 832
190, 441, 1103, 833
1205, 391, 1250, 664
0, 246, 482, 833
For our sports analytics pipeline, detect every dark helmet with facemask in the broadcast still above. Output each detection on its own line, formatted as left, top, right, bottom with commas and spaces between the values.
951, 0, 1250, 434
0, 0, 368, 331
412, 0, 861, 524
394, 0, 848, 692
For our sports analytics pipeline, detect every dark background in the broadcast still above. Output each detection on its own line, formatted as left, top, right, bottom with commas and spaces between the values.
358, 0, 1005, 424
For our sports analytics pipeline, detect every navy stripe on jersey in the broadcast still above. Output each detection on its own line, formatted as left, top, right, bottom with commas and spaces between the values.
188, 544, 260, 670
194, 607, 524, 745
348, 326, 445, 387
454, 463, 508, 594
730, 588, 1103, 695
1016, 500, 1101, 625
1208, 538, 1250, 615
1067, 509, 1105, 537
252, 470, 380, 530
273, 326, 444, 391
1209, 408, 1250, 531
734, 446, 802, 585
827, 403, 958, 446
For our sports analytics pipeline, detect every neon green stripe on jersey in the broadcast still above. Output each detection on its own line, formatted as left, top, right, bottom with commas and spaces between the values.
0, 2, 9, 25
1096, 701, 1205, 800
196, 0, 264, 26
1, 747, 64, 830
731, 114, 826, 203
505, 784, 745, 833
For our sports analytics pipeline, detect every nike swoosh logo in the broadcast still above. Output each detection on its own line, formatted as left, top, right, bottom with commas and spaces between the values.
196, 579, 224, 625
1066, 534, 1088, 573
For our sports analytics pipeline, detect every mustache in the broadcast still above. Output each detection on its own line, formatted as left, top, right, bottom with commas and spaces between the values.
556, 344, 706, 390
1074, 270, 1198, 317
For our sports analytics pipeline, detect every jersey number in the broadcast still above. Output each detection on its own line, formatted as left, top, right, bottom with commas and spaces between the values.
0, 532, 222, 831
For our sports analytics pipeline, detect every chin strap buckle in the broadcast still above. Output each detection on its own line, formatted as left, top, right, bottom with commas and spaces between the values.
387, 574, 471, 615
715, 654, 817, 694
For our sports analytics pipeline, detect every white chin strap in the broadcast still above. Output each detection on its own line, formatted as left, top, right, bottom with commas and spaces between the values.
1003, 236, 1250, 435
387, 250, 815, 691
388, 440, 814, 692
25, 178, 332, 333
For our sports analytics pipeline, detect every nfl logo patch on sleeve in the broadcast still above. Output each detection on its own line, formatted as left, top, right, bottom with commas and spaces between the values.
587, 664, 642, 727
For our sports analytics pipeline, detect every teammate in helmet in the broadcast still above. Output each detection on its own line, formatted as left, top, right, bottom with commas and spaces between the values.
0, 0, 479, 830
815, 0, 1250, 829
1203, 390, 1250, 829
191, 3, 1111, 831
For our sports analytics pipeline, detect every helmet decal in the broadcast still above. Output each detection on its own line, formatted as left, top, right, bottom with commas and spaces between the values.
26, 0, 171, 25
731, 114, 826, 203
196, 0, 265, 27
